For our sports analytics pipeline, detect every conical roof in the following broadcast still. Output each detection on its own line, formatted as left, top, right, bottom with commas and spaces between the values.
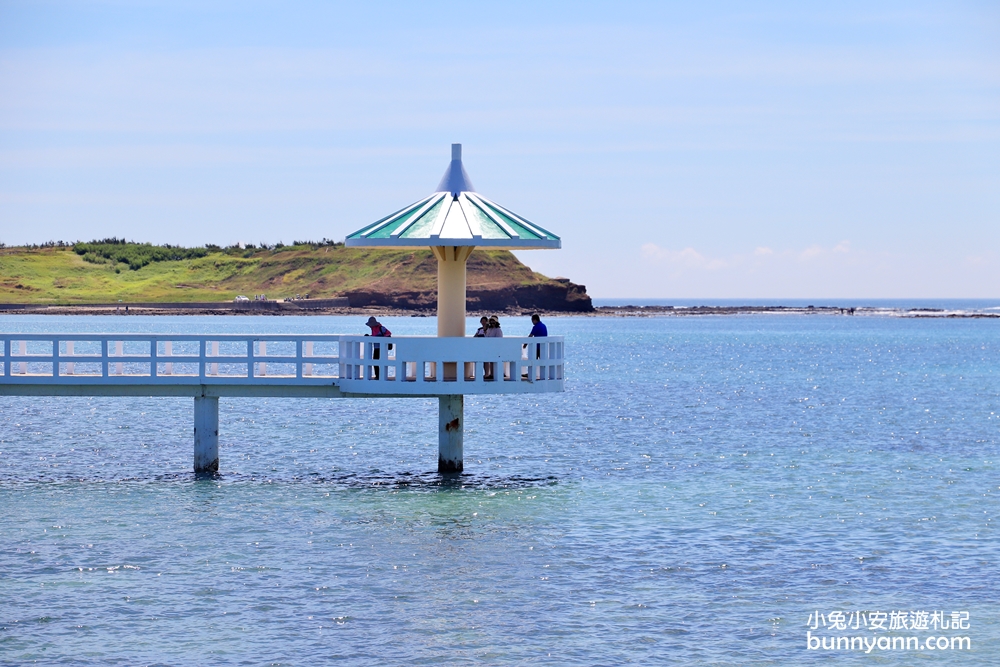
345, 144, 560, 249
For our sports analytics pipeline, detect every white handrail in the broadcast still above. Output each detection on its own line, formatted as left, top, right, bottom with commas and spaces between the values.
0, 333, 565, 395
337, 335, 564, 394
0, 333, 341, 384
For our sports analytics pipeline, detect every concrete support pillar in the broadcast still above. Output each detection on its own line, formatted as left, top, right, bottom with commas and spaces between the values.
438, 394, 463, 473
194, 395, 219, 473
432, 245, 474, 337
432, 245, 473, 474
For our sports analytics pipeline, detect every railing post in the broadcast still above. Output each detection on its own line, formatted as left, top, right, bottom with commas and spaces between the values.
164, 340, 173, 376
2, 338, 8, 377
210, 340, 219, 377
101, 340, 108, 377
247, 339, 254, 378
66, 340, 75, 376
53, 338, 60, 377
259, 340, 267, 377
543, 342, 549, 380
199, 339, 206, 378
150, 339, 157, 377
296, 340, 303, 379
18, 340, 26, 375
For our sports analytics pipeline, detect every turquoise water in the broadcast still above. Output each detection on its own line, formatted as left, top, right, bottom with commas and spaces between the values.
1, 315, 998, 665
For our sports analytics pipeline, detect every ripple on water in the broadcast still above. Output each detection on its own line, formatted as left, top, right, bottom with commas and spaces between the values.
1, 314, 999, 664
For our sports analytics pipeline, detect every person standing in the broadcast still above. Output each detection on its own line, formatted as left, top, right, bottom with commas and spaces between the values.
474, 316, 489, 337
485, 316, 502, 337
365, 316, 391, 338
528, 313, 547, 360
484, 316, 502, 380
364, 316, 391, 379
469, 316, 489, 380
528, 314, 547, 338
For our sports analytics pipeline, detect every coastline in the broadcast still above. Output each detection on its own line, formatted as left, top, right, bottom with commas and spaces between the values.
1, 303, 997, 318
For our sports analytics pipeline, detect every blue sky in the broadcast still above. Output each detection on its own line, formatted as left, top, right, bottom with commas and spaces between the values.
1, 1, 997, 297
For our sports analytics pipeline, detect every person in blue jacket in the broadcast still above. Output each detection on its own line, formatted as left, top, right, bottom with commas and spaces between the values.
528, 314, 547, 338
528, 314, 547, 361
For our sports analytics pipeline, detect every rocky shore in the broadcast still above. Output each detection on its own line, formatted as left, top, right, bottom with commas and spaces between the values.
2, 302, 996, 318
342, 278, 593, 313
590, 305, 1000, 318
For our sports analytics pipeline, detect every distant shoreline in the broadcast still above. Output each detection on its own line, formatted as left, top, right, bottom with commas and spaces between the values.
593, 305, 999, 318
1, 303, 997, 318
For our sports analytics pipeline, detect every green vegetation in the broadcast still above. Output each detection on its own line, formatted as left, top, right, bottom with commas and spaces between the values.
74, 238, 210, 271
0, 241, 556, 304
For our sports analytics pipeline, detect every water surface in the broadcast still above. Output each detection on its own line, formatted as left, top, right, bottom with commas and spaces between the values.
1, 314, 997, 664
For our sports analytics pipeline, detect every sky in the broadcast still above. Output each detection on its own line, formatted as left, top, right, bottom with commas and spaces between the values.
0, 1, 997, 298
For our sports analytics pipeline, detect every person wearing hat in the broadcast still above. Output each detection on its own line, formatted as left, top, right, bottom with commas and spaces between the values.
365, 316, 391, 338
364, 317, 391, 379
483, 316, 502, 380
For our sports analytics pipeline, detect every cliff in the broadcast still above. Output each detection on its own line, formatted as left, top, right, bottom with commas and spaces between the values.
0, 243, 593, 312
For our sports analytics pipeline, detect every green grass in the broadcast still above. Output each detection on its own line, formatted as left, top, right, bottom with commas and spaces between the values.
0, 243, 557, 304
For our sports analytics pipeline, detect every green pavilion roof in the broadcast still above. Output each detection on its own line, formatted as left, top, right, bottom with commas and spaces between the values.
345, 145, 560, 249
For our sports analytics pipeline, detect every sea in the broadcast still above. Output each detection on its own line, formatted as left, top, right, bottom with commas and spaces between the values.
1, 308, 997, 665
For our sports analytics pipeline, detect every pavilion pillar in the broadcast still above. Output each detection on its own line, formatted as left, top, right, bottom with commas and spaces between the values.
193, 395, 219, 473
432, 245, 474, 473
433, 245, 473, 337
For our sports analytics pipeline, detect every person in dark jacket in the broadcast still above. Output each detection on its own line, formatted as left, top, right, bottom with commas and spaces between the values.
364, 317, 391, 378
474, 317, 489, 337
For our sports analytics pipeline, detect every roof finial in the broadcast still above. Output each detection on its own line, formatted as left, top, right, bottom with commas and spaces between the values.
436, 143, 475, 194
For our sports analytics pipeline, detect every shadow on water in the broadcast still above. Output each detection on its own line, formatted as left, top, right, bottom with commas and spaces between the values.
0, 468, 562, 491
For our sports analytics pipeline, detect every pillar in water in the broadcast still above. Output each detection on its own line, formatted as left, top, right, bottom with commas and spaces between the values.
438, 394, 463, 473
194, 395, 219, 473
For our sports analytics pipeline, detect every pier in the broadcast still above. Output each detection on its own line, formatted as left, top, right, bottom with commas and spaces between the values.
0, 332, 564, 472
1, 144, 565, 474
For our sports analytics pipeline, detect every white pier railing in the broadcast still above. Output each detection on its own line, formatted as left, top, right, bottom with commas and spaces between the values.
0, 333, 564, 396
338, 335, 563, 395
0, 334, 341, 385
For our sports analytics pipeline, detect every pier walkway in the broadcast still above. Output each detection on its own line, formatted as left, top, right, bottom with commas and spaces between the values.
0, 333, 564, 472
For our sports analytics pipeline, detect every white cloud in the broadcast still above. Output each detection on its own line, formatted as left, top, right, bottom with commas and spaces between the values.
638, 240, 865, 280
643, 241, 856, 270
798, 245, 824, 261
965, 254, 992, 266
615, 239, 1000, 298
641, 243, 727, 270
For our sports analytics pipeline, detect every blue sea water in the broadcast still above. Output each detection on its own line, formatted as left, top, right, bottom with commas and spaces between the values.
1, 314, 998, 665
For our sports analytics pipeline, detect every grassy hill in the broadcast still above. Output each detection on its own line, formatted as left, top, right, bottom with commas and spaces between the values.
0, 242, 592, 311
